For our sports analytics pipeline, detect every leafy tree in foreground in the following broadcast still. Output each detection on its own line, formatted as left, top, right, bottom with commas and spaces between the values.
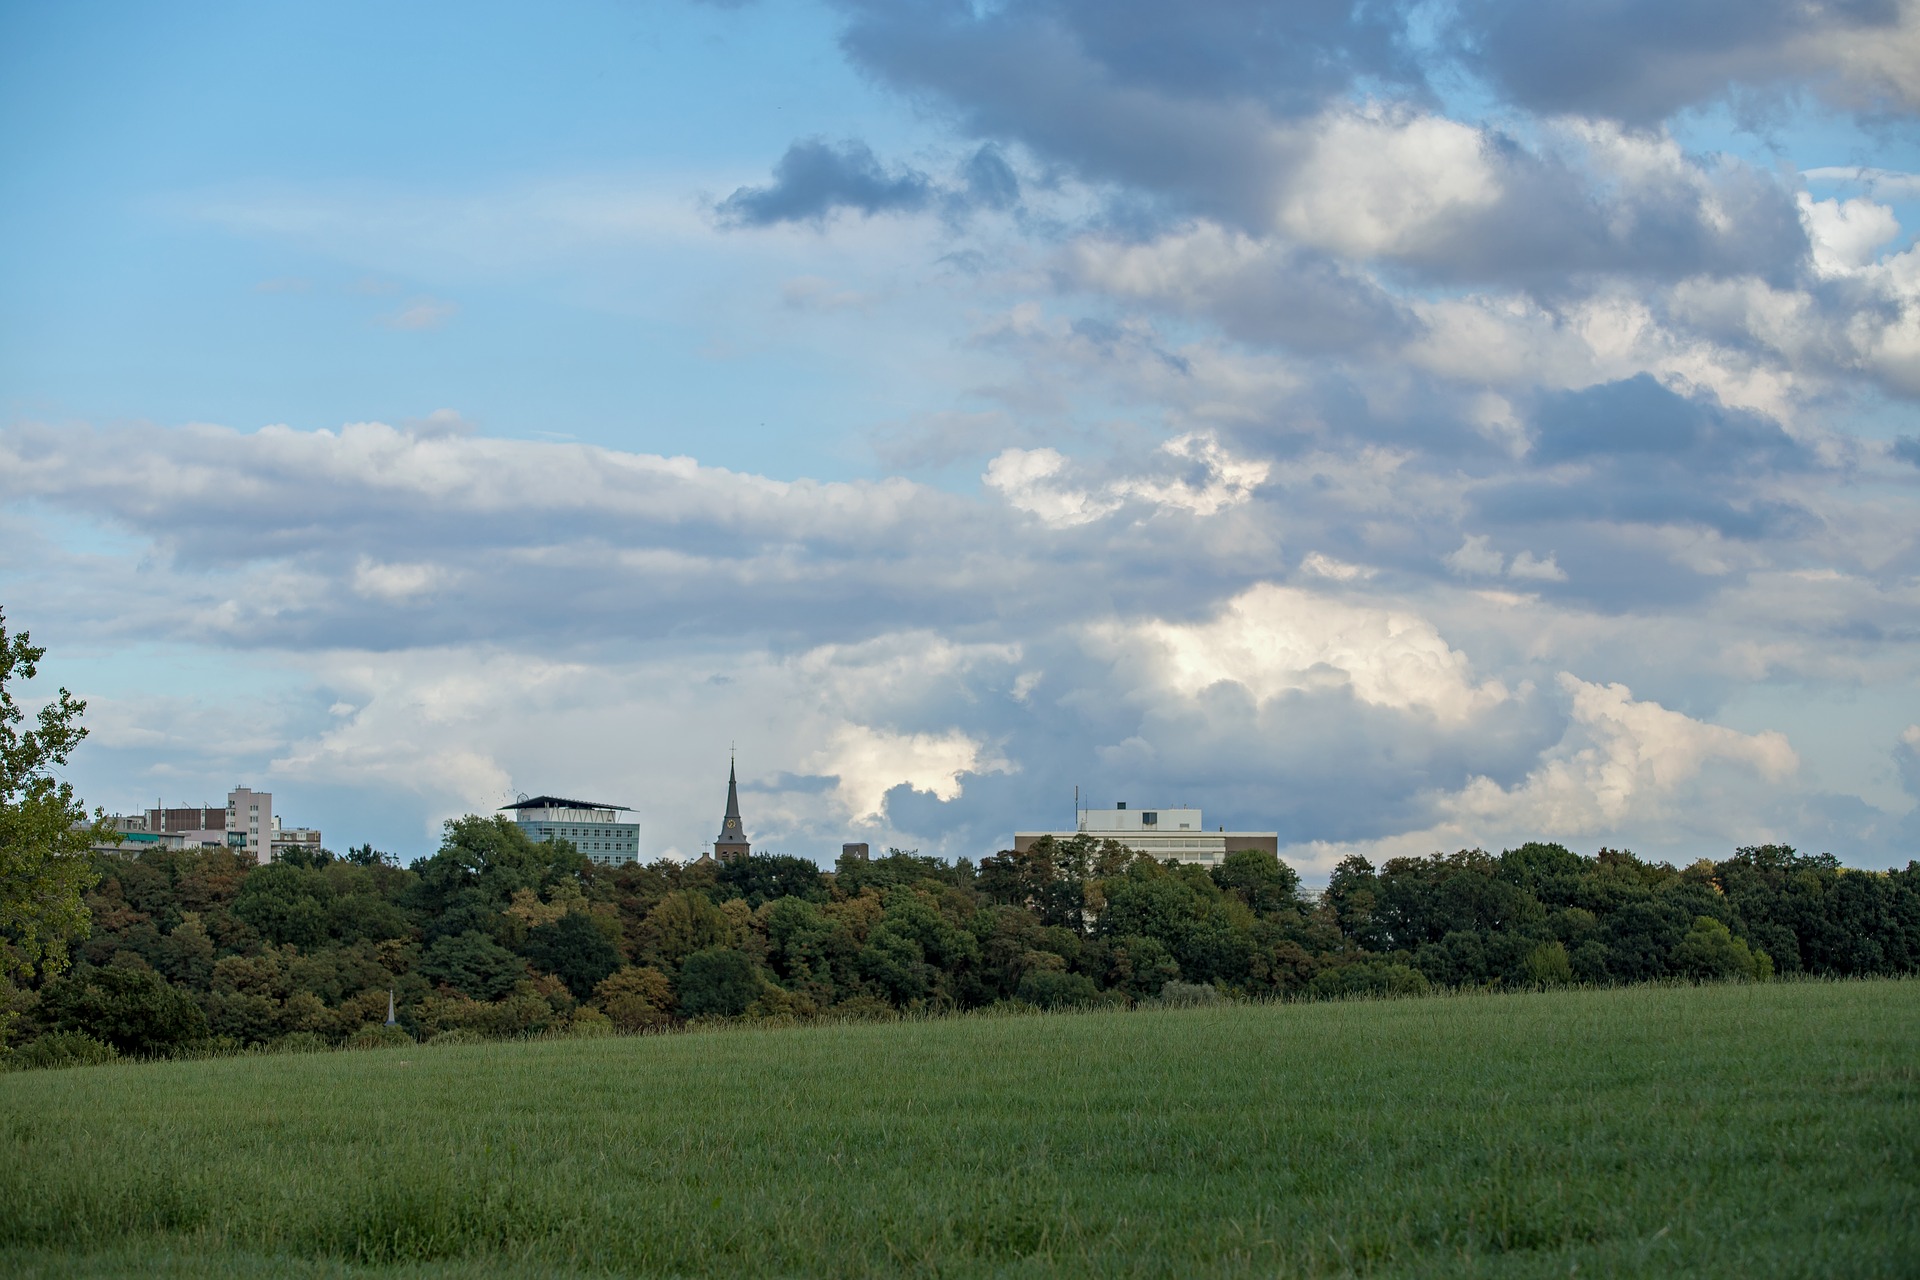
522, 911, 622, 1000
678, 946, 759, 1017
37, 962, 209, 1055
0, 607, 102, 1041
420, 930, 527, 1000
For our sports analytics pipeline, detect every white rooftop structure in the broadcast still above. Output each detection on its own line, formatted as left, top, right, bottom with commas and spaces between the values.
1014, 801, 1277, 868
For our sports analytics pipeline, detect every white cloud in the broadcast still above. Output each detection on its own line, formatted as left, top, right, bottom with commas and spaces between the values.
1300, 551, 1376, 581
1281, 675, 1802, 875
1797, 192, 1901, 277
1277, 109, 1501, 257
811, 723, 1014, 825
983, 447, 1119, 527
1106, 582, 1510, 725
1440, 674, 1798, 833
1507, 551, 1567, 583
984, 431, 1268, 527
1445, 534, 1507, 578
351, 558, 456, 602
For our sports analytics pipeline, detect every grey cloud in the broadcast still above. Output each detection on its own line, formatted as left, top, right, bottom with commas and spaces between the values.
1895, 436, 1920, 466
962, 144, 1021, 211
1410, 140, 1810, 289
1452, 0, 1908, 125
1530, 375, 1809, 470
1462, 377, 1822, 550
718, 138, 933, 226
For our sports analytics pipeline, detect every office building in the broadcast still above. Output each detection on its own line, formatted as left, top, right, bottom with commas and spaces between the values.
1014, 801, 1278, 868
501, 795, 641, 866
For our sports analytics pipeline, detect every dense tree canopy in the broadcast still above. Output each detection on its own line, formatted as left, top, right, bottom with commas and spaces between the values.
0, 609, 102, 1043
4, 821, 1917, 1061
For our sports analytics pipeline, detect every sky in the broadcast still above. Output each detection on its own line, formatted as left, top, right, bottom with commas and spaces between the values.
2, 0, 1919, 876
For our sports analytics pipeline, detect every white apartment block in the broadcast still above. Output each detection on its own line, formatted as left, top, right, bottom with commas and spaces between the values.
227, 786, 273, 864
1014, 801, 1278, 869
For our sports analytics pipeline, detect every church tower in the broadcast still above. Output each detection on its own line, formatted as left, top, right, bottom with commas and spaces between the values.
713, 757, 752, 862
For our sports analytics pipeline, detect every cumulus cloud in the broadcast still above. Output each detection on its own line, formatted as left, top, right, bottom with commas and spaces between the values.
1440, 674, 1799, 834
1281, 674, 1804, 872
812, 723, 1015, 824
1106, 582, 1510, 726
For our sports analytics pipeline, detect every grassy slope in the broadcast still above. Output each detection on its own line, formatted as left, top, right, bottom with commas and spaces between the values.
1, 980, 1915, 1279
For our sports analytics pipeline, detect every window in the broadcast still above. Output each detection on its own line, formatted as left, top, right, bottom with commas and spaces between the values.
1142, 812, 1157, 826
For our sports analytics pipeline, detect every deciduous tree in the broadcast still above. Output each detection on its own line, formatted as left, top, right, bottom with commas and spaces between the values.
0, 608, 102, 1040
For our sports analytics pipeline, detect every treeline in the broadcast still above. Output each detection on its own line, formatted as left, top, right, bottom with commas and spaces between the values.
6, 817, 1919, 1065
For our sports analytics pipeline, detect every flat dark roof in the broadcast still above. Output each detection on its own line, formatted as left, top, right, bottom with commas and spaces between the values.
499, 795, 631, 812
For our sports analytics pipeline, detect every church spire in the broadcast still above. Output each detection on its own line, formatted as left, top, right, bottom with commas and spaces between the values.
713, 755, 751, 862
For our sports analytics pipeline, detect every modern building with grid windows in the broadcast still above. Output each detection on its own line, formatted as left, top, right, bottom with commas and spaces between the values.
500, 795, 641, 866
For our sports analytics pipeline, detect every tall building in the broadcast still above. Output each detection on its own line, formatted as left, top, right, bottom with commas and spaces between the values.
227, 786, 272, 864
712, 759, 751, 862
500, 795, 641, 867
1014, 801, 1278, 869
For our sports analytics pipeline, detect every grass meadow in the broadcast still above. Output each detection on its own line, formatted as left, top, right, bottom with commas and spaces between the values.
1, 979, 1915, 1278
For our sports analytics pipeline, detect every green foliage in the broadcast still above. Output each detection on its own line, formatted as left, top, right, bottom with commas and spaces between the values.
12, 1029, 118, 1070
1309, 958, 1431, 1000
595, 966, 674, 1031
1014, 966, 1101, 1008
0, 608, 102, 1012
1522, 940, 1575, 985
677, 947, 759, 1018
345, 1023, 414, 1050
420, 930, 526, 1000
716, 853, 826, 908
1674, 916, 1773, 982
30, 789, 1920, 1060
1150, 979, 1220, 1008
1212, 848, 1303, 914
35, 963, 209, 1055
642, 891, 733, 967
271, 1031, 333, 1054
521, 911, 621, 999
232, 864, 333, 948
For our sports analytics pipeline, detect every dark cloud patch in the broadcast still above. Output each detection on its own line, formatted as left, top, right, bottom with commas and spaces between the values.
1530, 375, 1808, 470
1455, 378, 1827, 563
1894, 436, 1920, 466
962, 144, 1021, 211
718, 138, 933, 226
840, 0, 1424, 122
1410, 139, 1809, 289
1476, 479, 1820, 541
1452, 0, 1905, 125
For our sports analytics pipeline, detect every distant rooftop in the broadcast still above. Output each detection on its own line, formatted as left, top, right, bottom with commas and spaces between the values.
499, 795, 631, 812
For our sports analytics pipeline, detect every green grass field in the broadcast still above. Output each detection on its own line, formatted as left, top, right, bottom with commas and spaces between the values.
2, 980, 1915, 1279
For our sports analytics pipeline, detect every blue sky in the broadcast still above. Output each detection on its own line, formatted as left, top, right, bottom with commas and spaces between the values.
3, 0, 1919, 874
